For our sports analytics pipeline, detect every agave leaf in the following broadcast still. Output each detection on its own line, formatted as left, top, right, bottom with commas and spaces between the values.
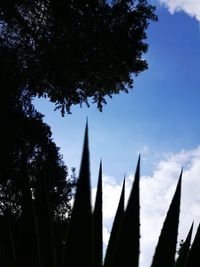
93, 160, 103, 267
151, 170, 182, 267
103, 176, 125, 267
107, 156, 140, 267
62, 123, 94, 267
175, 222, 193, 267
185, 223, 200, 267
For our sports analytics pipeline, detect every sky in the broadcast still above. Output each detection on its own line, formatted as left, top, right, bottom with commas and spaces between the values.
34, 1, 200, 266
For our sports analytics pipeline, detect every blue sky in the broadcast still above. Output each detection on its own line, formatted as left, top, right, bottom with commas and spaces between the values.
34, 1, 200, 266
34, 0, 200, 180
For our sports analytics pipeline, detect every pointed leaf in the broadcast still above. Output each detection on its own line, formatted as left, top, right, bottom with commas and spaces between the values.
186, 223, 200, 267
62, 123, 94, 267
93, 160, 103, 267
109, 156, 140, 267
104, 176, 125, 267
175, 222, 193, 267
151, 170, 182, 267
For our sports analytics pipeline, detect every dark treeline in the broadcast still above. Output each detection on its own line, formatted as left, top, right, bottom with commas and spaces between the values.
0, 30, 76, 267
0, 74, 76, 266
0, 0, 157, 266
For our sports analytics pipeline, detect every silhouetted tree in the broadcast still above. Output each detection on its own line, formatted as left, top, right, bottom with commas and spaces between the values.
0, 104, 75, 220
0, 2, 157, 265
0, 0, 157, 114
0, 98, 76, 266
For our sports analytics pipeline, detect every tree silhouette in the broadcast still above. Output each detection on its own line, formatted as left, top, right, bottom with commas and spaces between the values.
0, 98, 76, 220
0, 2, 157, 265
0, 0, 157, 114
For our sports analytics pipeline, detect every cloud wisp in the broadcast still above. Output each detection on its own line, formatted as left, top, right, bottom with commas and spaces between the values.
159, 0, 200, 22
92, 146, 200, 267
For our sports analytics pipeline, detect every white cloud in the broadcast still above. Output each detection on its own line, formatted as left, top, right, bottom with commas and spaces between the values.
93, 146, 200, 267
159, 0, 200, 22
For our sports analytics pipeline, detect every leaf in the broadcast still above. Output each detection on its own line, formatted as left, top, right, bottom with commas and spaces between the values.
186, 223, 200, 267
108, 156, 140, 267
151, 170, 182, 267
175, 222, 193, 267
93, 160, 103, 267
62, 122, 94, 267
104, 176, 125, 267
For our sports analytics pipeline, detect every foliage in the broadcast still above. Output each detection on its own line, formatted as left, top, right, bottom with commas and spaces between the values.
0, 125, 199, 267
0, 98, 76, 221
175, 223, 193, 267
0, 6, 76, 222
0, 0, 157, 114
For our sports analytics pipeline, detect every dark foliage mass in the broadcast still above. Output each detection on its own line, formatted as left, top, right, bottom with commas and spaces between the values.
1, 49, 75, 218
0, 93, 76, 266
0, 1, 157, 258
0, 0, 157, 114
0, 91, 75, 221
0, 0, 157, 234
0, 126, 198, 267
0, 1, 159, 266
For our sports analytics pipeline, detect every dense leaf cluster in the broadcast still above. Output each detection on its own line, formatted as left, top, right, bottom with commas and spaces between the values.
0, 98, 76, 221
0, 0, 157, 114
0, 2, 158, 265
0, 125, 200, 267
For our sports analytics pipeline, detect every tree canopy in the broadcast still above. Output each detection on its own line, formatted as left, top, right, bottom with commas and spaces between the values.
0, 0, 157, 114
0, 98, 76, 221
0, 2, 158, 265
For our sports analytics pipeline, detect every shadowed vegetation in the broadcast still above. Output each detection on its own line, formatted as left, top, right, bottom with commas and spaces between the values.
0, 0, 157, 114
0, 1, 198, 266
0, 125, 199, 267
0, 3, 157, 264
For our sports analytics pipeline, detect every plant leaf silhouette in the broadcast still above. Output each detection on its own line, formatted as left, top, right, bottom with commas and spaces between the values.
151, 170, 182, 267
109, 156, 140, 267
104, 177, 125, 267
175, 222, 193, 267
185, 223, 200, 267
93, 160, 103, 267
62, 122, 94, 267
